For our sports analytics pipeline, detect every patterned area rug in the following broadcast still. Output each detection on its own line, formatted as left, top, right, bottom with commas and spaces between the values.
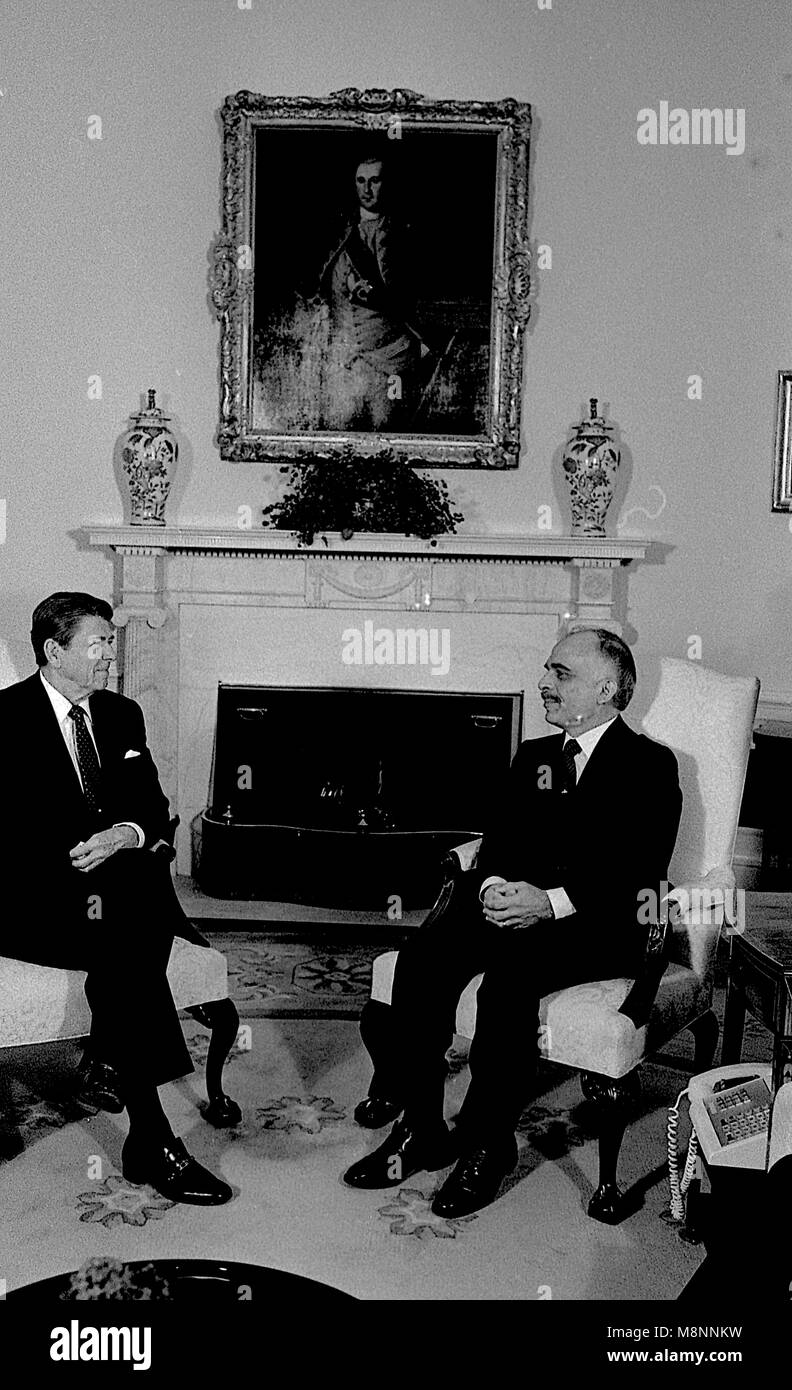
0, 936, 775, 1301
1, 1019, 713, 1301
213, 930, 402, 1017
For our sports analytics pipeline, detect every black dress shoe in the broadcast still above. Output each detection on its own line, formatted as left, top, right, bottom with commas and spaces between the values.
430, 1140, 518, 1218
121, 1134, 232, 1205
343, 1118, 457, 1190
353, 1095, 403, 1129
74, 1057, 124, 1114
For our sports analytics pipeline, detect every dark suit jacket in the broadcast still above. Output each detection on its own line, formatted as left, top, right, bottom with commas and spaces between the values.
0, 672, 173, 907
475, 715, 682, 934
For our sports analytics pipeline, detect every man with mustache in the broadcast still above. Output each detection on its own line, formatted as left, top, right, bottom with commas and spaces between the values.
345, 628, 683, 1217
0, 592, 231, 1204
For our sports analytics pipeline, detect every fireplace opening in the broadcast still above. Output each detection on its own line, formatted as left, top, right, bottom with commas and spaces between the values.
193, 685, 522, 909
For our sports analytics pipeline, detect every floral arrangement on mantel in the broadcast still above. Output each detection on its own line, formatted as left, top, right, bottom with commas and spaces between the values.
261, 448, 464, 546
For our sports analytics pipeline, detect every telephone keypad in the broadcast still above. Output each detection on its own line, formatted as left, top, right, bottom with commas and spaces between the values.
707, 1077, 772, 1147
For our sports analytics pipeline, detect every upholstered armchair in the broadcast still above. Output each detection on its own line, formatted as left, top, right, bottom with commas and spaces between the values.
0, 640, 241, 1160
363, 659, 760, 1224
0, 816, 241, 1160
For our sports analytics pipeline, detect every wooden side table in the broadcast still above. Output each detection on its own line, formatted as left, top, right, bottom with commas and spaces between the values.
749, 724, 792, 888
722, 892, 792, 1091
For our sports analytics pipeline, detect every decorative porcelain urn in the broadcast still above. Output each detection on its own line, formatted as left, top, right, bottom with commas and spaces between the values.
121, 389, 178, 526
562, 398, 621, 537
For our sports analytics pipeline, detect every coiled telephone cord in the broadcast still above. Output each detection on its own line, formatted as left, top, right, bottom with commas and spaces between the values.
667, 1087, 699, 1222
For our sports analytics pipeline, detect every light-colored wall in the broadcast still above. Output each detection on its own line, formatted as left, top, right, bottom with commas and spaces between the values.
2, 0, 790, 698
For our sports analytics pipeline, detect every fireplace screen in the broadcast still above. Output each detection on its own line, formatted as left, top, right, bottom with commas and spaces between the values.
195, 685, 522, 908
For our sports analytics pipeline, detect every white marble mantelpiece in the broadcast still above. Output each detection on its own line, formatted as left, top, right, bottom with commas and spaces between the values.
82, 525, 650, 565
81, 524, 653, 873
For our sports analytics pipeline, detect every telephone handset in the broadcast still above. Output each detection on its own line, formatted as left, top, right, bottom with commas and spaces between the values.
688, 1064, 772, 1167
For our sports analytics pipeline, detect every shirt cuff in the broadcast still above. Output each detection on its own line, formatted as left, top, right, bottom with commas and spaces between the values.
479, 875, 507, 902
114, 821, 145, 849
546, 887, 575, 919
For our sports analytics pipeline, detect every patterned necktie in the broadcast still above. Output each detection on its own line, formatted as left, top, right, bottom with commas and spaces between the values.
68, 704, 103, 813
560, 738, 582, 794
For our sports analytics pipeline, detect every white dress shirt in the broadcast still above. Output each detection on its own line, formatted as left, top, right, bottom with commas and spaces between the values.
481, 715, 618, 919
39, 671, 144, 847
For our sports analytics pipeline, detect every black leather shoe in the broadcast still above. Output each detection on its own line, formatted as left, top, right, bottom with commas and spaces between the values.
75, 1057, 124, 1114
121, 1134, 232, 1205
430, 1140, 518, 1218
343, 1119, 456, 1190
353, 1095, 403, 1129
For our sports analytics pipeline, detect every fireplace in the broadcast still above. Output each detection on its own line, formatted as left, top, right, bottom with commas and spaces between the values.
194, 685, 522, 908
81, 525, 651, 892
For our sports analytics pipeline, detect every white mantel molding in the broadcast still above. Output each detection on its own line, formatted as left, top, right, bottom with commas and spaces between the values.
81, 525, 651, 567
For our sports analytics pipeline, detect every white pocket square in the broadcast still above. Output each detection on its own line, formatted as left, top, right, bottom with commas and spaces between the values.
124, 749, 141, 759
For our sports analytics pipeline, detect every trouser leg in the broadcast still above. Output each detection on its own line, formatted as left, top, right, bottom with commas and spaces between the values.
124, 1084, 175, 1142
359, 1000, 403, 1099
82, 950, 192, 1089
390, 884, 494, 1131
3, 853, 194, 1090
457, 959, 541, 1146
80, 855, 195, 1089
458, 921, 646, 1146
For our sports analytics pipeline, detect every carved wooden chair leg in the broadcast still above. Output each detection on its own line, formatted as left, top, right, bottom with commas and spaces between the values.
186, 998, 243, 1127
581, 1070, 642, 1224
689, 1009, 719, 1073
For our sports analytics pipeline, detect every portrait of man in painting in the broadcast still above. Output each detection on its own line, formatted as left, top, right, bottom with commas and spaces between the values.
250, 128, 498, 439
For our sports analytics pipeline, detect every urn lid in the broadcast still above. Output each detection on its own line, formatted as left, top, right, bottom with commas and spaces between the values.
128, 388, 172, 429
568, 397, 614, 442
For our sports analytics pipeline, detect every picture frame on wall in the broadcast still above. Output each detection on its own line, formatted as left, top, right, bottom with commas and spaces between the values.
772, 370, 792, 511
212, 88, 532, 468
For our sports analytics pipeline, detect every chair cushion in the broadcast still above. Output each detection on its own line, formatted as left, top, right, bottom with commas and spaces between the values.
370, 951, 712, 1081
0, 958, 91, 1049
537, 963, 711, 1077
0, 938, 228, 1049
166, 937, 228, 1012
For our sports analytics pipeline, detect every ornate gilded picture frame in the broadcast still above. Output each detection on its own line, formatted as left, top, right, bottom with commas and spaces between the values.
212, 88, 532, 468
772, 370, 792, 511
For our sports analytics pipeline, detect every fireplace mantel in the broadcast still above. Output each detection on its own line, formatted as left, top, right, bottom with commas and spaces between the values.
80, 523, 655, 874
82, 524, 650, 567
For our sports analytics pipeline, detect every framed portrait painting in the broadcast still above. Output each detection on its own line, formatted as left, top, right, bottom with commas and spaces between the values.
212, 88, 532, 468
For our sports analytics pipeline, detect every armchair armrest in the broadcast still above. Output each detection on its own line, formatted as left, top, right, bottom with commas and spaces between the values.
619, 865, 736, 1029
618, 912, 671, 1030
661, 865, 738, 930
149, 815, 180, 862
422, 836, 483, 929
444, 837, 483, 875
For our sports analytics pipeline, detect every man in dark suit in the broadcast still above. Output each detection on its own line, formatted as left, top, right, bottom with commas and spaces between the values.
0, 592, 231, 1204
344, 628, 683, 1217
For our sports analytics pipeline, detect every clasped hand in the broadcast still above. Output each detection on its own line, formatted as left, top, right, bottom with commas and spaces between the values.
481, 880, 552, 930
70, 826, 137, 872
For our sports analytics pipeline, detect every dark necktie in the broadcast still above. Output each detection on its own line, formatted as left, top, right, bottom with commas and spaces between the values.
68, 704, 103, 814
560, 738, 582, 794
